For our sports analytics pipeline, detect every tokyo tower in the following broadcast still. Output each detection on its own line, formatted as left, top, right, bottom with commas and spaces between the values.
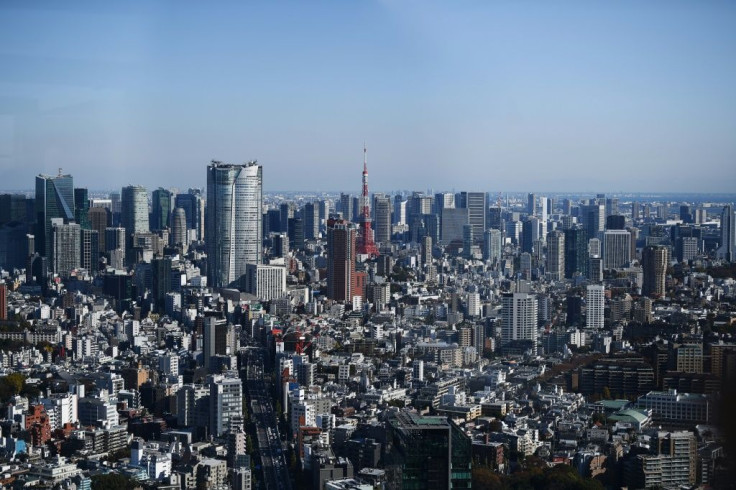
356, 144, 379, 257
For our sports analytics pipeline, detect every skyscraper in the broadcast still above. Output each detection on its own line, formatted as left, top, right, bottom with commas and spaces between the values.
208, 374, 243, 437
546, 230, 565, 281
151, 188, 172, 231
74, 188, 90, 230
716, 205, 735, 262
174, 189, 203, 240
35, 172, 75, 258
642, 245, 668, 298
373, 194, 392, 245
483, 228, 502, 263
501, 292, 538, 348
51, 221, 81, 277
586, 284, 605, 329
460, 191, 486, 243
603, 230, 632, 270
327, 219, 357, 302
462, 224, 474, 259
171, 207, 187, 251
527, 193, 536, 215
80, 229, 99, 271
581, 203, 605, 240
206, 161, 263, 289
564, 227, 588, 278
302, 201, 319, 240
88, 207, 109, 253
121, 185, 149, 236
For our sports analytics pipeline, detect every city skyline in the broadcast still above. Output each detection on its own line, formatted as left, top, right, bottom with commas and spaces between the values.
2, 2, 735, 193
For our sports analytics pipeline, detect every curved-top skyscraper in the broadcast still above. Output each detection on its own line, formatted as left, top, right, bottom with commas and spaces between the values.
206, 160, 262, 288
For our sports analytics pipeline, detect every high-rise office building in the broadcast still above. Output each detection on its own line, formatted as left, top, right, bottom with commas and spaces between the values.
302, 202, 319, 240
462, 224, 474, 259
88, 207, 109, 253
327, 219, 357, 302
206, 161, 262, 289
527, 193, 536, 215
581, 203, 605, 240
538, 195, 548, 241
152, 257, 172, 312
605, 197, 619, 217
440, 207, 467, 245
51, 221, 81, 277
244, 264, 286, 301
373, 194, 392, 244
642, 245, 668, 298
339, 193, 353, 222
171, 207, 187, 251
546, 230, 565, 281
80, 229, 99, 271
632, 201, 640, 221
521, 217, 540, 253
459, 191, 486, 243
483, 228, 502, 263
74, 188, 90, 230
35, 172, 75, 258
716, 205, 734, 262
487, 206, 502, 230
121, 185, 149, 236
105, 227, 126, 269
421, 235, 432, 266
208, 374, 243, 437
433, 192, 455, 214
501, 292, 538, 348
586, 284, 605, 329
174, 189, 203, 240
203, 316, 232, 372
564, 227, 588, 278
393, 195, 407, 225
385, 411, 472, 490
151, 188, 172, 231
603, 230, 632, 270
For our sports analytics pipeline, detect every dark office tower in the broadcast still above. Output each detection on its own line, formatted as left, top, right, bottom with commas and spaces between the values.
280, 202, 293, 233
73, 188, 90, 230
632, 201, 640, 221
105, 227, 126, 269
527, 193, 536, 215
483, 229, 502, 263
203, 316, 230, 372
174, 190, 203, 240
373, 194, 392, 244
327, 219, 356, 302
303, 202, 319, 240
88, 207, 108, 253
51, 222, 80, 277
318, 200, 330, 222
567, 295, 583, 326
272, 233, 289, 258
207, 161, 263, 288
642, 245, 668, 298
680, 205, 693, 224
546, 230, 565, 281
0, 284, 6, 321
581, 203, 605, 240
80, 229, 99, 271
717, 205, 735, 262
288, 217, 304, 250
487, 206, 502, 230
152, 257, 172, 312
171, 208, 187, 251
339, 193, 353, 222
605, 197, 619, 217
564, 227, 589, 278
521, 217, 539, 253
35, 172, 75, 258
606, 214, 626, 230
385, 412, 472, 490
265, 209, 281, 237
0, 194, 27, 226
643, 204, 651, 220
563, 198, 572, 216
433, 192, 455, 214
422, 213, 440, 245
459, 192, 486, 243
352, 196, 361, 222
109, 191, 121, 226
151, 188, 172, 231
462, 224, 474, 259
121, 185, 149, 236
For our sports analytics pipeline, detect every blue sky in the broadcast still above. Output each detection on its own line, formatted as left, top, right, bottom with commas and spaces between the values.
1, 1, 735, 193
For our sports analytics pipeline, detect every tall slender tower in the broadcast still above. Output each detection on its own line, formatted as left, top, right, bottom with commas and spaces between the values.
356, 145, 379, 256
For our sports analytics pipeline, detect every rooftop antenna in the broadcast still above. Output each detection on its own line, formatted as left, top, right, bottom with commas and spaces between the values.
58, 167, 63, 177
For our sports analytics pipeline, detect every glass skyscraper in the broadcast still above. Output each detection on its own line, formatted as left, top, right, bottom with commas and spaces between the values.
35, 173, 75, 258
206, 161, 262, 288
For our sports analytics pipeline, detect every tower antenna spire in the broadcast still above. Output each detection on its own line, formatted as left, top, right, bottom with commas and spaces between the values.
356, 142, 379, 257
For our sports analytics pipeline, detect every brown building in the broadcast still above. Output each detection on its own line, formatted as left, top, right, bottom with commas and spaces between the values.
327, 219, 357, 303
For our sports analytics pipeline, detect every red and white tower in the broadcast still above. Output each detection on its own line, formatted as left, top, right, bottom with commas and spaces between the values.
356, 145, 379, 257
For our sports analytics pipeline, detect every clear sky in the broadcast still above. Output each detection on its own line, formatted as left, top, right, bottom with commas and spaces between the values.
1, 1, 735, 194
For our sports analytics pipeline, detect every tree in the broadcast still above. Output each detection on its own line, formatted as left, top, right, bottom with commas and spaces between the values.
91, 473, 136, 490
